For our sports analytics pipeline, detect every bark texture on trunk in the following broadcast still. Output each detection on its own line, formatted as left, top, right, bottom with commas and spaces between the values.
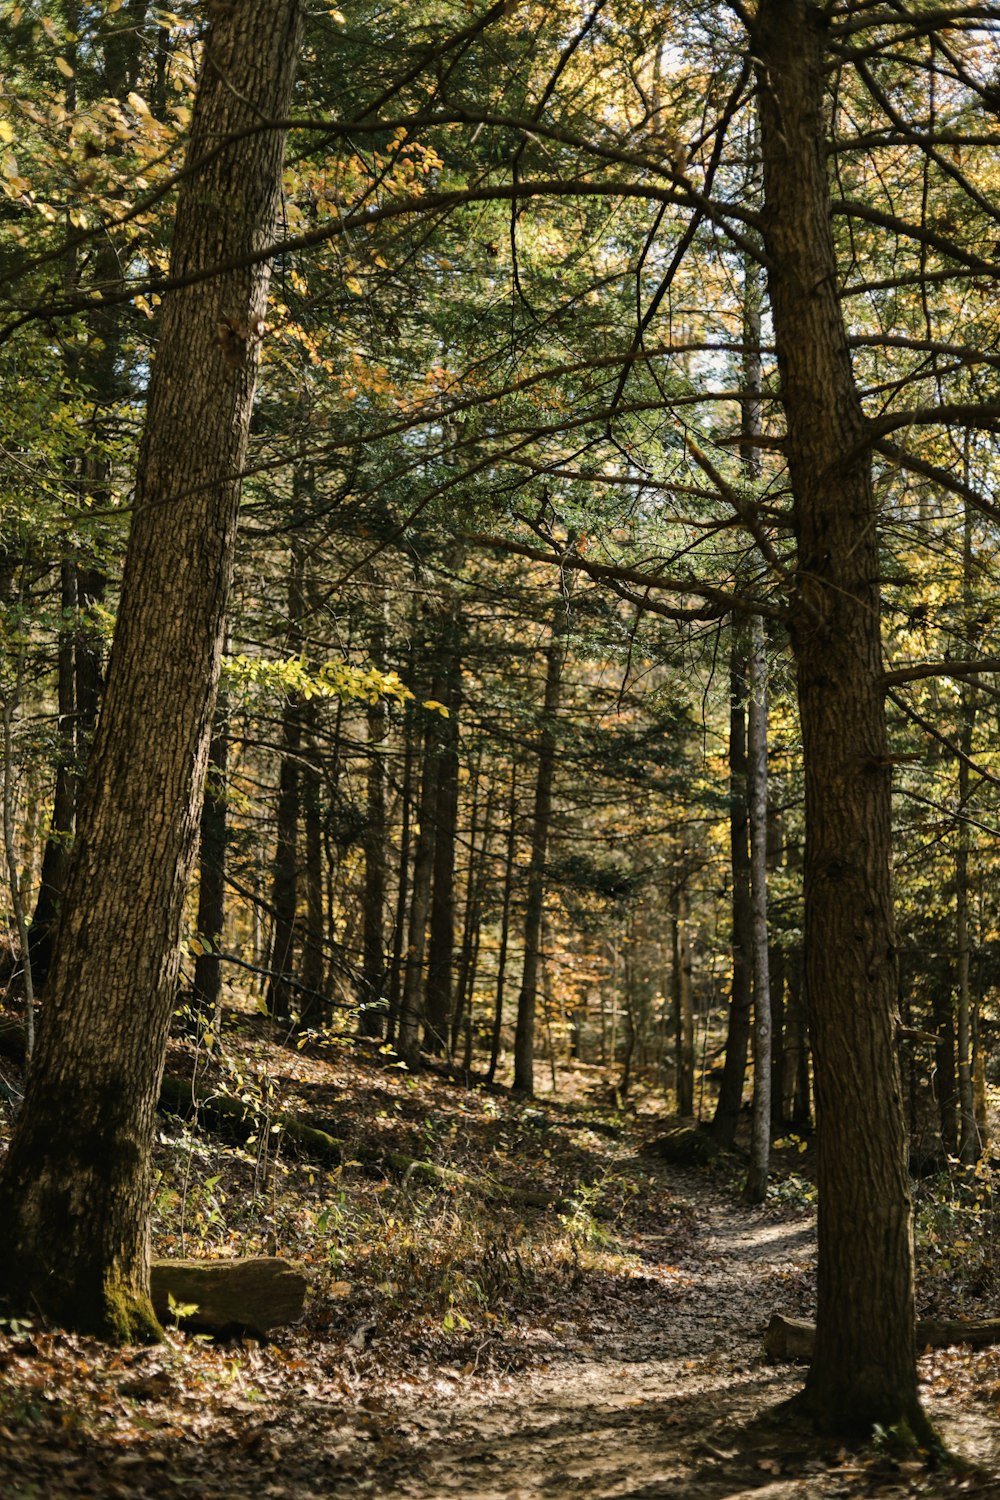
754, 0, 924, 1436
671, 878, 694, 1117
744, 617, 771, 1203
713, 635, 753, 1145
513, 606, 568, 1096
192, 707, 229, 1026
0, 0, 302, 1341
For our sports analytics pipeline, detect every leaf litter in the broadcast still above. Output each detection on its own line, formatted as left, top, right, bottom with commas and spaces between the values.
1, 1014, 999, 1497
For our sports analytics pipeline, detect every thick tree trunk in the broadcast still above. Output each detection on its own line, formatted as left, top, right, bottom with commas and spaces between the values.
754, 0, 924, 1436
513, 605, 568, 1095
0, 0, 302, 1341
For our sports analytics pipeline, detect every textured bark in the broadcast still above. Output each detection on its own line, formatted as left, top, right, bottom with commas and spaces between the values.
267, 551, 306, 1027
755, 0, 924, 1434
397, 712, 443, 1066
744, 618, 772, 1204
671, 878, 694, 1118
486, 769, 518, 1084
424, 632, 463, 1054
513, 606, 568, 1095
193, 706, 229, 1026
0, 0, 302, 1340
358, 602, 388, 1038
298, 702, 327, 1024
29, 561, 78, 986
713, 635, 753, 1145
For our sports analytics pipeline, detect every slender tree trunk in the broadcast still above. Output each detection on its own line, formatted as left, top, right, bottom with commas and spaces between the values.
744, 617, 772, 1203
513, 605, 568, 1095
397, 711, 442, 1067
424, 634, 463, 1054
713, 632, 753, 1144
0, 0, 302, 1340
298, 703, 327, 1026
192, 700, 229, 1029
486, 768, 518, 1084
267, 550, 306, 1027
671, 876, 694, 1116
359, 598, 389, 1038
956, 498, 977, 1164
387, 709, 415, 1043
29, 561, 78, 985
754, 0, 924, 1435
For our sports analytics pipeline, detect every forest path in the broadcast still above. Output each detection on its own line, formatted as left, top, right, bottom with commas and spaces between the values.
358, 1167, 999, 1500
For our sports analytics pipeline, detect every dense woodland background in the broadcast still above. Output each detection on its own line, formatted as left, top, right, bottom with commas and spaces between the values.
1, 0, 1000, 1452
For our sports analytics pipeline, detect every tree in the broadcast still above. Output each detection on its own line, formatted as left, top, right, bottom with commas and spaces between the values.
753, 0, 924, 1436
0, 0, 303, 1340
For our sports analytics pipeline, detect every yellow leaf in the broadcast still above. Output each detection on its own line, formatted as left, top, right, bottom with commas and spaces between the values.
0, 122, 13, 145
344, 275, 363, 295
422, 699, 450, 717
328, 8, 346, 20
55, 55, 74, 77
127, 90, 151, 118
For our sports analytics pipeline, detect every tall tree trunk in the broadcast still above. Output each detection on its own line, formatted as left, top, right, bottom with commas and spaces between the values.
754, 0, 924, 1435
744, 617, 772, 1203
192, 700, 229, 1029
266, 550, 306, 1027
397, 710, 442, 1067
298, 702, 327, 1026
386, 708, 415, 1043
513, 603, 568, 1096
0, 0, 302, 1341
713, 631, 753, 1144
29, 561, 78, 985
671, 876, 694, 1116
359, 598, 389, 1038
956, 497, 977, 1164
424, 631, 463, 1054
486, 767, 518, 1084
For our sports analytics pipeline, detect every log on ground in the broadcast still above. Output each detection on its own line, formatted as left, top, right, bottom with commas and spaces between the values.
765, 1311, 1000, 1363
150, 1256, 307, 1335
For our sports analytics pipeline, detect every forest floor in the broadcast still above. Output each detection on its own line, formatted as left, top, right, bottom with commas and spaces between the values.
2, 1005, 1000, 1498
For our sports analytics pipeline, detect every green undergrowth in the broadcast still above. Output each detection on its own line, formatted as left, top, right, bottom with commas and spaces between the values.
145, 1007, 694, 1368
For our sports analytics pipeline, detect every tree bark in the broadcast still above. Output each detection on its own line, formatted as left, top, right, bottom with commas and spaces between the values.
671, 875, 694, 1117
713, 632, 753, 1145
754, 0, 925, 1436
424, 624, 463, 1054
358, 595, 389, 1038
486, 767, 518, 1084
744, 616, 772, 1204
192, 702, 229, 1028
397, 709, 442, 1066
29, 561, 78, 986
513, 603, 568, 1095
0, 0, 302, 1341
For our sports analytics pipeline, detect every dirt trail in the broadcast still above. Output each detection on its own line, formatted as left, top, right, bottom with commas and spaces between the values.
357, 1167, 1000, 1500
